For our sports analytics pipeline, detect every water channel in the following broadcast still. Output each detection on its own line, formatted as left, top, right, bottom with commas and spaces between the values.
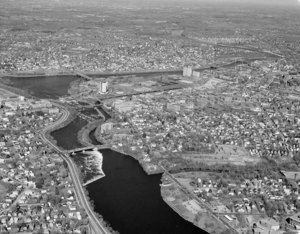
3, 74, 206, 233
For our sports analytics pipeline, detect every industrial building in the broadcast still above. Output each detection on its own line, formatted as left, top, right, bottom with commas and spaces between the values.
183, 66, 193, 77
183, 66, 200, 78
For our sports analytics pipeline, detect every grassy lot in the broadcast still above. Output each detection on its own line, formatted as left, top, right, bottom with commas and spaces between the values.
0, 182, 8, 200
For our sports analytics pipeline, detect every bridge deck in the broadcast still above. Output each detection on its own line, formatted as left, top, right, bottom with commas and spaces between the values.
67, 145, 109, 154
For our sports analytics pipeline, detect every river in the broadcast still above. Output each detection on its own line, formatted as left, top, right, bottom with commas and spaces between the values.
51, 116, 87, 150
1, 75, 79, 99
88, 149, 203, 234
52, 111, 204, 233
4, 74, 206, 233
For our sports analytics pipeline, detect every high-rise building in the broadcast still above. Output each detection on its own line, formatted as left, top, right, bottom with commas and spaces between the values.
99, 81, 108, 94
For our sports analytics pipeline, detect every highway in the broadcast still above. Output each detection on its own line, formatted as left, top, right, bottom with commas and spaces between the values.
39, 104, 109, 234
190, 36, 285, 59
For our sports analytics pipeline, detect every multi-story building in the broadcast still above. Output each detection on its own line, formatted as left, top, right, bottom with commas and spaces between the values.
100, 81, 108, 93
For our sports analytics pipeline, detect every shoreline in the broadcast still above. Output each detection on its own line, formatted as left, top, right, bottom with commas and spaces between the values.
77, 119, 105, 147
44, 106, 118, 234
161, 194, 223, 234
4, 76, 209, 233
0, 82, 32, 98
47, 112, 119, 233
0, 54, 279, 83
82, 110, 223, 232
46, 105, 77, 149
0, 68, 182, 79
0, 56, 269, 80
94, 123, 163, 175
160, 173, 231, 234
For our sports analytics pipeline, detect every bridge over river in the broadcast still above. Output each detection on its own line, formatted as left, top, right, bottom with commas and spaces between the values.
67, 145, 110, 154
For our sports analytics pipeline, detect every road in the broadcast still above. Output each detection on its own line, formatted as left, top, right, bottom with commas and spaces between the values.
39, 104, 109, 234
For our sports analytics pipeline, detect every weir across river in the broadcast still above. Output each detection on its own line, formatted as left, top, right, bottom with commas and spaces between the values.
75, 71, 93, 81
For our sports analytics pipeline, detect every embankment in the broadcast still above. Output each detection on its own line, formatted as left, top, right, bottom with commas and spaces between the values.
77, 120, 104, 147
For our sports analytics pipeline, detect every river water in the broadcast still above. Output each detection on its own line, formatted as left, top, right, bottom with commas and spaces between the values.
51, 116, 87, 150
5, 75, 206, 234
2, 75, 78, 99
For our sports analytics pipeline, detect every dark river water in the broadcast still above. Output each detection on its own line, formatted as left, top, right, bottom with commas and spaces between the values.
51, 116, 87, 150
2, 75, 78, 99
5, 75, 206, 234
88, 148, 203, 234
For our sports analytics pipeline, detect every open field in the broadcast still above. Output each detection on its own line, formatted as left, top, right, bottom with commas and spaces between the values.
182, 145, 262, 166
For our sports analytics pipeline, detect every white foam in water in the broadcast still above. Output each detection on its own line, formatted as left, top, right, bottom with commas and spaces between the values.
85, 156, 92, 171
86, 150, 104, 176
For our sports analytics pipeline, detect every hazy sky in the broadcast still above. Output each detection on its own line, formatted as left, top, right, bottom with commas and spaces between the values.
29, 0, 300, 4
147, 0, 300, 5
10, 0, 300, 8
99, 0, 299, 5
215, 0, 299, 4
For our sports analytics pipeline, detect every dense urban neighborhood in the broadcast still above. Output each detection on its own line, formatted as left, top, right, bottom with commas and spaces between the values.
1, 0, 300, 234
0, 91, 89, 233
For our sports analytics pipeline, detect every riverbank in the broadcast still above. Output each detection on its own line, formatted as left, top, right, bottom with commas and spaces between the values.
44, 105, 119, 234
0, 55, 275, 80
0, 67, 183, 79
160, 174, 229, 234
45, 106, 77, 149
94, 123, 163, 175
81, 109, 224, 233
77, 119, 105, 147
0, 71, 70, 78
2, 69, 208, 234
0, 81, 31, 98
